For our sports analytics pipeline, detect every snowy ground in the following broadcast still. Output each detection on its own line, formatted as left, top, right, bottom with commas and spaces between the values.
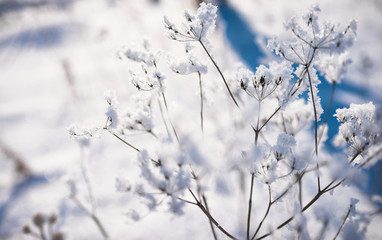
0, 0, 381, 239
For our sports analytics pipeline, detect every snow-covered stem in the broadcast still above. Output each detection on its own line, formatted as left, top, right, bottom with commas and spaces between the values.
333, 204, 352, 240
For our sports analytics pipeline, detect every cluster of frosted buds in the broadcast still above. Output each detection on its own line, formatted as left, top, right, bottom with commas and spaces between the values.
163, 3, 217, 44
104, 89, 119, 129
268, 5, 357, 64
117, 95, 155, 136
117, 138, 198, 216
119, 40, 165, 93
244, 133, 297, 184
137, 140, 193, 214
272, 99, 313, 136
23, 213, 64, 240
334, 102, 381, 160
238, 61, 293, 104
267, 6, 356, 120
67, 124, 102, 146
167, 43, 207, 75
316, 52, 351, 84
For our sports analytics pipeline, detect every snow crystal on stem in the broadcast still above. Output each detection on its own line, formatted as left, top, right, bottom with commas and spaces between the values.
67, 124, 102, 146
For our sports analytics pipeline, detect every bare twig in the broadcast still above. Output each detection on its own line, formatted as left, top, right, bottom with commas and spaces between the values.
188, 189, 238, 240
107, 130, 140, 152
70, 196, 109, 239
0, 139, 31, 177
333, 204, 352, 240
202, 194, 218, 240
247, 173, 255, 240
198, 39, 240, 108
198, 71, 204, 132
251, 185, 272, 240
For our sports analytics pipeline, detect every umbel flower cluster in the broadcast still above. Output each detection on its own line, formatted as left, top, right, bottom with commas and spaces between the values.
63, 3, 382, 240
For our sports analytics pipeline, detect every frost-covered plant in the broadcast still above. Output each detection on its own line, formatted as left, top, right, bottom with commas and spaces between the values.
334, 102, 381, 161
67, 3, 382, 240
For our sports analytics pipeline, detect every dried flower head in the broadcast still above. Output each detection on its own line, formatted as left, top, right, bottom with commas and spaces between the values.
22, 225, 31, 234
49, 213, 57, 224
32, 213, 45, 228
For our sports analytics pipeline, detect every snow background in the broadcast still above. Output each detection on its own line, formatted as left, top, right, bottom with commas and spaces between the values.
0, 0, 381, 239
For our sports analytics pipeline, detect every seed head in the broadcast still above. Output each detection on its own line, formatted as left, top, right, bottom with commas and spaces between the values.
22, 225, 31, 234
32, 213, 45, 227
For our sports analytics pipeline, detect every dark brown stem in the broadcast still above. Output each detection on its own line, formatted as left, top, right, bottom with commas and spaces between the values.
258, 107, 281, 133
306, 69, 318, 157
247, 173, 255, 240
255, 170, 346, 240
188, 189, 238, 240
202, 194, 218, 240
298, 179, 303, 209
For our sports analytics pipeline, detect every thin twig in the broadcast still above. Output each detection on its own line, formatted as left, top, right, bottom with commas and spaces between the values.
198, 71, 204, 132
70, 196, 109, 239
107, 130, 161, 166
108, 130, 140, 152
333, 204, 352, 240
247, 173, 255, 240
251, 185, 272, 240
298, 179, 303, 209
157, 97, 172, 139
80, 147, 96, 213
198, 39, 240, 108
188, 189, 238, 240
306, 69, 318, 157
160, 91, 180, 143
258, 107, 281, 133
202, 194, 218, 240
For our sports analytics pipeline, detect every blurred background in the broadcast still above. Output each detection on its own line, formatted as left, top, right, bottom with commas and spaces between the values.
0, 0, 381, 239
